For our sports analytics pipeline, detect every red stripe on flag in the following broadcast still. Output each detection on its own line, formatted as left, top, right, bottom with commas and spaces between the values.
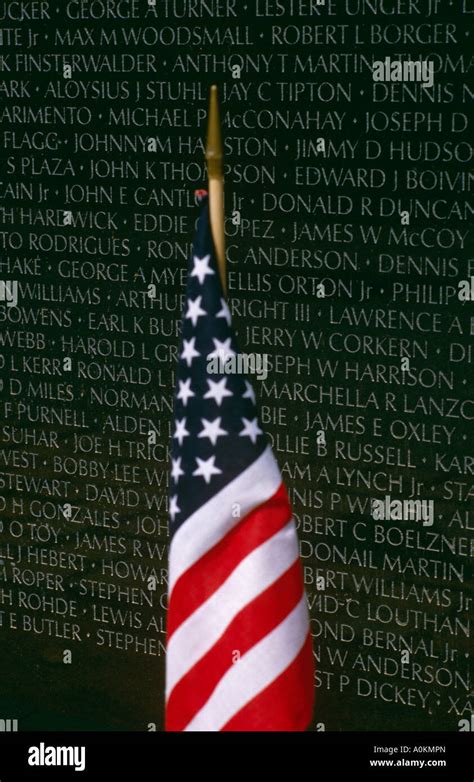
221, 632, 315, 732
166, 483, 291, 639
166, 559, 304, 731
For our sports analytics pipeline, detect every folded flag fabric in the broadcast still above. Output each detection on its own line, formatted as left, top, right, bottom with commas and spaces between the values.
165, 192, 314, 731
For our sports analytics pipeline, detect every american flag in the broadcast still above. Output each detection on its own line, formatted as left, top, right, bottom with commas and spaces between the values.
165, 192, 314, 731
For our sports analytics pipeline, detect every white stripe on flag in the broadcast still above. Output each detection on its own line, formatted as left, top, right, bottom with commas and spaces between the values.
168, 446, 281, 595
183, 594, 310, 731
166, 520, 299, 699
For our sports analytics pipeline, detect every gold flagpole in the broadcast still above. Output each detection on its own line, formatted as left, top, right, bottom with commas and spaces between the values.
205, 85, 226, 295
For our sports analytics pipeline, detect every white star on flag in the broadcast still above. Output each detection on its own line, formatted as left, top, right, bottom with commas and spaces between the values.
243, 380, 256, 405
177, 378, 195, 407
173, 417, 189, 446
169, 494, 180, 522
191, 254, 215, 285
208, 337, 236, 362
198, 417, 228, 446
181, 337, 200, 367
204, 377, 233, 406
192, 455, 222, 484
216, 298, 232, 326
239, 417, 263, 444
185, 296, 207, 327
171, 457, 185, 484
